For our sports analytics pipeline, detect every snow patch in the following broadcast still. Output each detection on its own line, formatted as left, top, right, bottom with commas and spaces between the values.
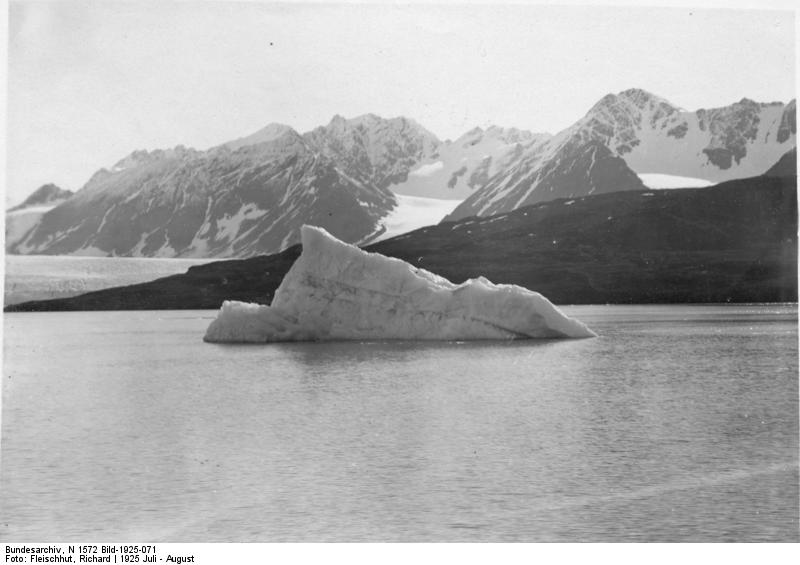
375, 194, 461, 241
637, 173, 715, 189
279, 230, 296, 251
69, 246, 108, 257
409, 161, 445, 177
7, 205, 57, 216
5, 206, 56, 248
216, 204, 268, 242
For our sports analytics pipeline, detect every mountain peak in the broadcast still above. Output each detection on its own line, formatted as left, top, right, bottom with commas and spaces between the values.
221, 123, 297, 151
9, 183, 74, 212
350, 113, 382, 125
736, 97, 760, 107
621, 88, 679, 109
110, 146, 198, 172
590, 88, 680, 114
324, 113, 417, 132
618, 87, 659, 100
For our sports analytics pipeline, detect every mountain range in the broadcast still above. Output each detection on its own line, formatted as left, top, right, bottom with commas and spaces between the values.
8, 158, 795, 312
6, 88, 796, 258
446, 90, 796, 220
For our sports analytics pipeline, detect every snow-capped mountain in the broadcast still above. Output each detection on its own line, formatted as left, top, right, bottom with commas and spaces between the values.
389, 126, 551, 200
303, 113, 440, 189
6, 184, 74, 250
446, 89, 796, 221
446, 137, 647, 221
9, 114, 453, 258
597, 90, 796, 181
9, 90, 796, 258
11, 129, 397, 257
8, 183, 74, 211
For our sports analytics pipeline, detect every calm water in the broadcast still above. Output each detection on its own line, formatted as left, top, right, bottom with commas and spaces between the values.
2, 305, 798, 542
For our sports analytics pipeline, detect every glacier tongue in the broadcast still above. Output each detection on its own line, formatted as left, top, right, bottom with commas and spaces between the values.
203, 225, 596, 342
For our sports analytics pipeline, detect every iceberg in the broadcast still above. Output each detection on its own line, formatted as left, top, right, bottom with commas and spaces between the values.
203, 225, 596, 342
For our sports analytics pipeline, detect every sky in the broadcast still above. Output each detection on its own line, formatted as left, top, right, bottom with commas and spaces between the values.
3, 0, 797, 206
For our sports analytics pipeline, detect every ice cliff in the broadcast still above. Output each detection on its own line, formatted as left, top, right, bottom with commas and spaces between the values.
203, 225, 596, 342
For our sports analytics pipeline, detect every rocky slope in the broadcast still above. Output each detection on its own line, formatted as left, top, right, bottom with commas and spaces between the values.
10, 128, 398, 257
765, 147, 797, 177
8, 169, 795, 312
446, 89, 796, 221
446, 138, 647, 221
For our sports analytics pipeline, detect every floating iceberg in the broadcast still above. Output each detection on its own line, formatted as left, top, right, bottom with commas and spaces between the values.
203, 225, 596, 342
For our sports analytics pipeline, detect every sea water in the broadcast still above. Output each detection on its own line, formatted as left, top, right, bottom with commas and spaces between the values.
1, 305, 797, 541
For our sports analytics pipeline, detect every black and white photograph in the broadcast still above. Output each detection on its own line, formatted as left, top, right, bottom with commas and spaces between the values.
1, 0, 798, 549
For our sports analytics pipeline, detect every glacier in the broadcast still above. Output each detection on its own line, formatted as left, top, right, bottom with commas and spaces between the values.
203, 225, 596, 342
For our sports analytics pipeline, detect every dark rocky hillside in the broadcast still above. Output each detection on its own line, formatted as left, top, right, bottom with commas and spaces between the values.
765, 147, 797, 177
6, 173, 796, 312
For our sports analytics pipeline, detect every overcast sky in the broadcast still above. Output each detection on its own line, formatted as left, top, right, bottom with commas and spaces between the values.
4, 0, 796, 205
